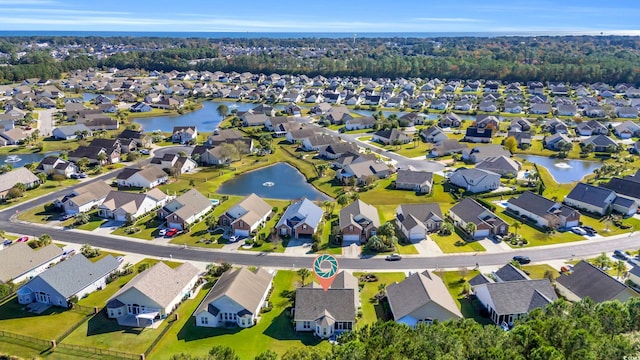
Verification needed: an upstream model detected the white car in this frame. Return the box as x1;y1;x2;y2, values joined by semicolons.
158;229;167;236
571;227;587;235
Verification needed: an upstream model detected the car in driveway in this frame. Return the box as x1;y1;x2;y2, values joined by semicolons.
582;225;597;233
614;250;629;260
165;228;178;237
513;255;531;264
385;253;402;261
139;149;150;155
17;236;29;242
158;229;167;236
2;239;12;246
571;227;587;235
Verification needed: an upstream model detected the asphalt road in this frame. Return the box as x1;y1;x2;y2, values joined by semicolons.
0;145;637;270
35;108;57;137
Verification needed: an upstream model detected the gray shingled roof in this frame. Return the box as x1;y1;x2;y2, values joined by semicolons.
396;169;433;186
27;254;119;298
480;279;557;315
294;288;356;322
0;243;63;283
494;263;530;282
565;183;615;208
0;167;39;193
339;199;380;230
556;260;636;303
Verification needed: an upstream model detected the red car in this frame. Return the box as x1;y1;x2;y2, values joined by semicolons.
165;228;179;237
17;236;29;242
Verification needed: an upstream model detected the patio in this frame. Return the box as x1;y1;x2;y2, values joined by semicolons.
115;313;163;329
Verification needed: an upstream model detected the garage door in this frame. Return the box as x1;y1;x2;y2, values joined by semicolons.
565;220;579;228
409;229;426;241
115;214;127;222
235;229;250;237
474;229;490;238
342;234;360;244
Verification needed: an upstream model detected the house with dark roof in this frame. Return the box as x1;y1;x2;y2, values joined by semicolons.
395;203;443;241
420;126;448;144
387;270;462;327
449;168;500;194
0;243;63;284
319;142;359;160
439;113;462;128
564;182;616;216
117;129;151;148
544;118;569;134
475;156;520;177
462;145;511;164
157;189;212;230
294;271;358;338
492;263;530;283
581;135;618;152
473;279;557;326
35;156;78;178
576;120;608;136
544;133;572;151
336;159;393;186
463;127;493;143
339;200;380;244
275;198;324;239
509;118;531;132
344;116;376;130
555;260;638;303
449;198;509;238
171;126;198;144
372;128;411;145
218;193;272;237
430;139;467;157
17;254;119;308
193;268;274;328
507;191;580;229
107;262;200;326
395;168;433;194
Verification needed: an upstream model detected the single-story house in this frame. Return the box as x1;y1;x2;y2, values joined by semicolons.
449;198;509;238
0;167;41;199
372;128;411;145
157;189;212;230
544;133;572;151
564;182;616;216
55;181;112;214
107;262;200;326
430;139;467;157
555;260;639;303
395;168;433;194
320;142;359;160
0;243;63;284
99;188;172;222
17;255;119;308
581;135;618;152
420;126;448;144
506;191;580;229
218;193;272;237
387;270;462;326
395;203;444;241
336;160;393;186
52;124;93;140
116;166;169;189
35;156;79;178
449;168;500;194
171;126;198;144
194;268;274;328
275;198;324;239
475;156;520;178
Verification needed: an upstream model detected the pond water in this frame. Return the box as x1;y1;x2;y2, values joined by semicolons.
0;152;59;168
517;154;604;184
216;162;330;201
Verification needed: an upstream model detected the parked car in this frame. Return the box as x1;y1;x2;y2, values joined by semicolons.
17;236;29;242
116;256;124;263
560;264;573;273
63;249;75;257
165;228;178;237
229;235;238;243
139;149;150;155
494;235;503;242
158;229;167;236
59;214;73;221
614;250;629;260
2;239;12;246
513;255;531;264
78;173;87;179
571;227;587;235
386;253;402;261
582;225;597;233
70;174;80;179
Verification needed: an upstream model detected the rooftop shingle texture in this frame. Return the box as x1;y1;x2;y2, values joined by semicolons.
494;263;530;282
396;169;433;186
29;254;119;298
169;189;212;220
0;243;63;283
481;279;557;315
276;198;324;231
294;288;356;322
0;167;39;193
556;260;635;303
339;199;380;230
508;191;576;219
109;262;200;309
565;183;615;208
195;267;273;315
387;270;462;321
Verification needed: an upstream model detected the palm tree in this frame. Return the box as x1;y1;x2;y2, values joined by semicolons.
465;222;477;239
297;268;311;286
512;221;522;236
613;260;627;280
592;252;612;270
376;283;387;300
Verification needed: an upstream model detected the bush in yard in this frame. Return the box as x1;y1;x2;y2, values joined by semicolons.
137;263;150;273
80;244;101;258
74;212;90;225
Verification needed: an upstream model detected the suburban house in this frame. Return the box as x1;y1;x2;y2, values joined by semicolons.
294;271;358;338
116;166;169;189
302;134;340;152
339;200;380;244
430;139;467;157
420;126;448;143
55;181;112;214
543;133;572;151
491;263;530;283
544;118;569;134
581;135;618;152
98;188;172;221
449;198;509;238
171;126;198;144
193;267;274;328
576;120;608;136
218;193;272;237
150;153;197;176
387;270;462;326
615;121;640;139
205;128;248;148
0;243;63;284
68;146;117;165
555;260;639;303
462;145;511;164
395;203;444;241
336;159;393;185
35;156;78;178
602;177;640;216
628;267;640;288
106;262;200;326
395;168;433;194
564;182;616;216
474;156;520;177
320;142;359;160
344;116;376;130
439;113;462;128
157;189;212;230
117;129;152;148
191;146;231;166
372;128;411;145
275;198;324;239
0;128;26;145
52;124;93;140
507;191;580;229
473;279;557;326
448;168;501;194
506;131;532;149
0;167;40;199
17;255;120;308
463;127;493;143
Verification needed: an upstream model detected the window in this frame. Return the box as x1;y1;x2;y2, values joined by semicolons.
302;224;307;230
349;225;353;231
201;316;208;325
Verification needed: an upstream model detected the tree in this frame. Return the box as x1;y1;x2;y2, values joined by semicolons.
208;345;239;360
77;157;90;172
74;212;90;225
613;259;627;279
254;350;278;360
36;171;47;184
317;164;328;177
504;136;518;153
219;143;239;162
512;221;522;236
365;235;387;252
96;152;108;164
38;233;52;246
233;140;250;159
465;222;477;238
297;268;311;286
336;193;350;207
7;186;24;199
80;243;100;258
124;213;134;226
216;104;229;118
592;252;612;270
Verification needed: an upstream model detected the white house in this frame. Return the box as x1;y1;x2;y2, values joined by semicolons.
116;166;169;189
106;262;200;326
449;168;500;193
17;255;119;308
98;188;172;222
55;181;112;214
193;268;274;328
0;243;63;284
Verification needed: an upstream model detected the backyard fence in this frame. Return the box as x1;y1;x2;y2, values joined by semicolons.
143;313;178;357
0;330;51;348
55;305;98;343
57;342;140;360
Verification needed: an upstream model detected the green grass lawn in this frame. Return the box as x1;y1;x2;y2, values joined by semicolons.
437;270;492;325
0;297;90;340
354;272;406;326
86;251;123;263
4;179;78;212
17;205;61;224
429;232;486;253
75;210;106;231
498;209;585;247
0;336;123;360
111;213;163;240
522;264;559;280
149;271;328;360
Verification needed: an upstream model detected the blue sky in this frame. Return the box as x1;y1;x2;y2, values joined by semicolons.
0;0;639;33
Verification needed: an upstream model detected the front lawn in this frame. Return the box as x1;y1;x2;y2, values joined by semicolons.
437;270;492;325
354;272;406;326
3;179;79;211
498;209;585;247
522;264;559;280
75;210;105;231
0;297;90;340
149;271;328;360
429;232;486;253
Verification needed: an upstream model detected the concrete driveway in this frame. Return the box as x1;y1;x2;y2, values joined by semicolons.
35;108;58;137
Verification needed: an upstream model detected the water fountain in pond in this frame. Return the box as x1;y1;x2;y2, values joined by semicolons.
262;181;275;187
5;155;21;163
554;163;572;169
